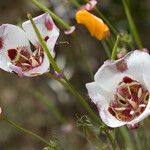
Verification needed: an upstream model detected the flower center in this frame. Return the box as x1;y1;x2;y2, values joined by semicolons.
108;76;149;122
7;45;44;72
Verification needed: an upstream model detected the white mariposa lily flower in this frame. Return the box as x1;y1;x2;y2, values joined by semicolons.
0;13;59;77
86;50;150;128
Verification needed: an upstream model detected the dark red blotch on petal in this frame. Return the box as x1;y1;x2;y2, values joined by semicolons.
116;60;128;72
123;76;134;83
44;36;49;42
0;37;3;50
45;18;53;31
108;107;116;116
8;49;18;61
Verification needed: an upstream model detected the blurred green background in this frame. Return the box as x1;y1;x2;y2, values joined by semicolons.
0;0;150;149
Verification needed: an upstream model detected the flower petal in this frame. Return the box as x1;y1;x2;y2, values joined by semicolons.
22;13;59;55
0;24;30;72
23;53;49;77
76;10;110;40
125;50;150;83
86;82;110;109
100;109;126;128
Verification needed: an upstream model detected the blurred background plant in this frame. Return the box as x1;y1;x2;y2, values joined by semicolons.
0;0;150;149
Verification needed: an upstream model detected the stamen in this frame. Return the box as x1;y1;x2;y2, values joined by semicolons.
139;104;146;108
19;53;29;61
29;57;39;67
21;63;30;67
117;93;126;101
138;88;142;98
127;84;132;95
127;99;137;109
114;107;126;111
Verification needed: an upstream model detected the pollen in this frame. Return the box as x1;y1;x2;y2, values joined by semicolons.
108;76;149;122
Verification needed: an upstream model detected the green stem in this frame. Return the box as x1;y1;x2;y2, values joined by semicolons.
31;0;70;30
30;90;66;124
119;126;135;150
3;116;55;148
122;0;143;49
47;73;116;150
111;35;120;60
101;40;111;59
27;13;61;73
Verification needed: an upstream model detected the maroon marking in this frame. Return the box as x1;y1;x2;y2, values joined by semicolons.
0;37;3;49
45;18;53;31
20;49;30;59
116;60;128;72
8;49;18;61
123;76;134;83
108;107;116;116
44;36;49;42
108;76;148;122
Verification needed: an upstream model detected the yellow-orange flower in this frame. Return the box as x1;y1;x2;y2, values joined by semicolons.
76;10;110;40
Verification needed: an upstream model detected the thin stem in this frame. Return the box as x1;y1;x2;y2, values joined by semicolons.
122;0;143;49
3;116;55;148
46;73;116;150
31;0;70;30
30;89;66;124
119;126;135;150
101;40;111;59
111;35;120;60
27;13;61;74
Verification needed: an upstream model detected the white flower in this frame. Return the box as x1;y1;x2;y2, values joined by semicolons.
86;50;150;128
0;13;59;77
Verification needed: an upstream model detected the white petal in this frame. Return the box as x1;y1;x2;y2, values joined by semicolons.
94;60;129;93
22;13;59;55
100;109;126;128
86;82;126;127
0;24;30;71
125;50;150;83
86;82;110;109
23;53;49;77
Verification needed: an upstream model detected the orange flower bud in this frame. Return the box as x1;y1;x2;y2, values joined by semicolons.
76;10;110;40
